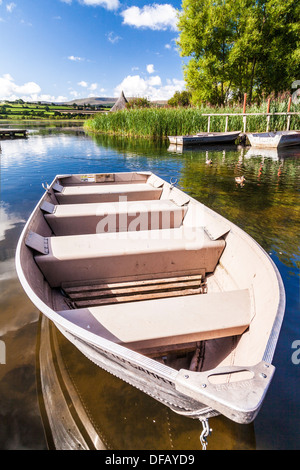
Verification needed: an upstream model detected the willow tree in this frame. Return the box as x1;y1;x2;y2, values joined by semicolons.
177;0;300;106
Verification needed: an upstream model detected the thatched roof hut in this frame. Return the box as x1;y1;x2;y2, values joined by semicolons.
110;90;128;112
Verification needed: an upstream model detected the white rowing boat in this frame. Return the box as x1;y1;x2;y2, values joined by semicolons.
168;131;241;147
16;172;285;425
248;130;300;148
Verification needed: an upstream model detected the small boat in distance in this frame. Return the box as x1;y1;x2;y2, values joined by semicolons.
16;172;285;425
168;131;241;147
248;130;300;149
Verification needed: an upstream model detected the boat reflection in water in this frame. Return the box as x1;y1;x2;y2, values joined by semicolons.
168;143;300;161
37;316;256;450
167;143;239;154
244;146;300;161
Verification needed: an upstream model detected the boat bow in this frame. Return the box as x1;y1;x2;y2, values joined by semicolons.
175;361;275;424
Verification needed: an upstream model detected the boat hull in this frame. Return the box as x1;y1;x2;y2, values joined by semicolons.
38;316;257;450
168;131;241;147
56;323;218;420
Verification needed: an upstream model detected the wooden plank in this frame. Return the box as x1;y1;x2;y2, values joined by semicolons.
63;274;202;294
68;280;203;300
74;288;202;308
0;129;27;139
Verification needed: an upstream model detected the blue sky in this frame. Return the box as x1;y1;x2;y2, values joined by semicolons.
0;0;186;102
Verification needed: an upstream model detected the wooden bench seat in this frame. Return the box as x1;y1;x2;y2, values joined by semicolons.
56;289;252;352
33;227;225;288
62;274;205;308
54;182;163;204
43;199;187;236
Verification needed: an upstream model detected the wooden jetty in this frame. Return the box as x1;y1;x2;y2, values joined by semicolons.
0;129;28;139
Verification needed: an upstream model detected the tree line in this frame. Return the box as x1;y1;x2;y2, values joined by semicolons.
177;0;299;107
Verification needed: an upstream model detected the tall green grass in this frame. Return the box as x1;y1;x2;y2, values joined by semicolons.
85;102;299;138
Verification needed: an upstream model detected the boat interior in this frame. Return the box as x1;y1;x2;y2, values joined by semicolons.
21;172;279;374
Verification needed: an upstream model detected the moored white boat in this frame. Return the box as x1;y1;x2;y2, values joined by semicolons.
16;172;285;425
248;130;300;148
168;131;241;147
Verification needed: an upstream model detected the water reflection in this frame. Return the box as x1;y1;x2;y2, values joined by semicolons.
244;146;300;161
37;317;256;450
0;266;44;449
0;127;299;449
168;143;300;271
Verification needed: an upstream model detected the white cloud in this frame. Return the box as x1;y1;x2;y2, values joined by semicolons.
89;83;98;91
114;74;185;101
80;0;120;9
70;90;80;98
0;74;41;100
77;81;99;91
107;31;122;44
0;74;67;102
121;4;178;31
60;0;120;9
0;205;25;242
70;82;101;97
68;55;85;61
164;77;186;95
148;75;162;86
165;38;178;52
146;64;155;74
115;75;147;97
6;2;16;13
39;94;68;102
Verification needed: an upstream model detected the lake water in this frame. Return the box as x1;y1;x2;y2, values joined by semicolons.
0;124;299;450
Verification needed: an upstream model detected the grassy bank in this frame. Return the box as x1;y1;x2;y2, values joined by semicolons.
85;102;300;138
0;101;109;120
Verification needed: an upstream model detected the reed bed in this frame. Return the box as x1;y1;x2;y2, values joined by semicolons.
85;102;299;139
